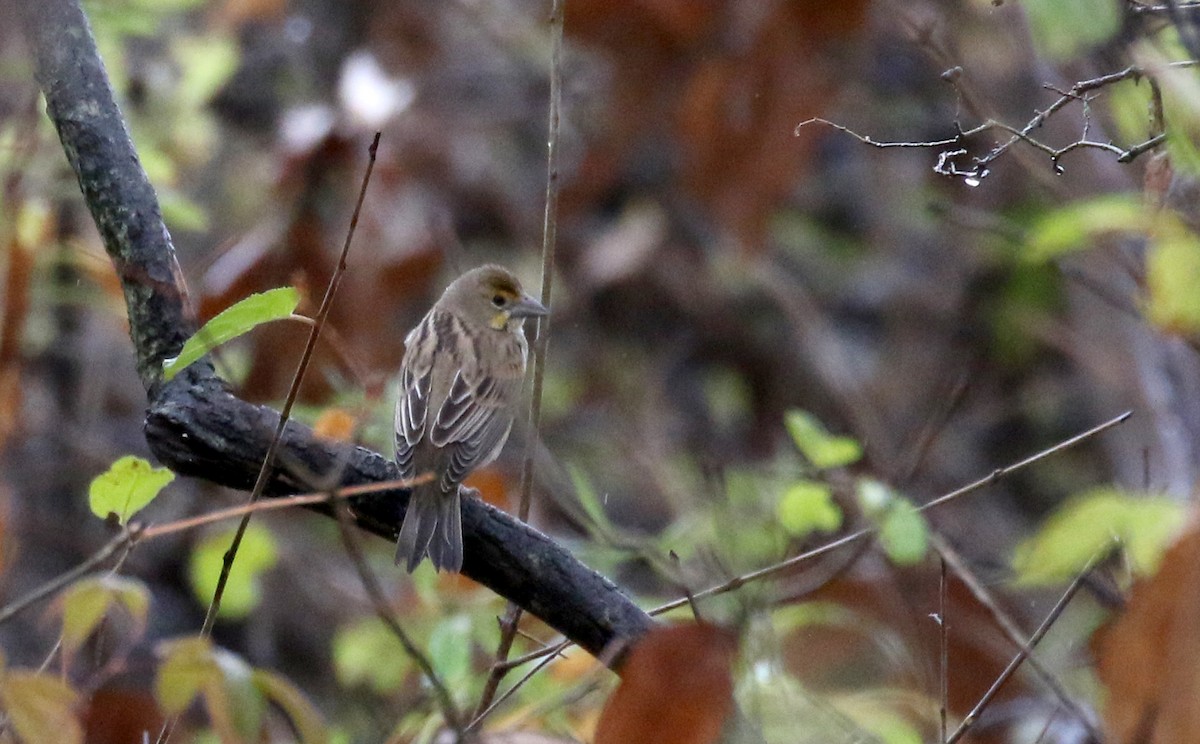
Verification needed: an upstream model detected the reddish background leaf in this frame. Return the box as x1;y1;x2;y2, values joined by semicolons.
1095;521;1200;744
594;622;737;744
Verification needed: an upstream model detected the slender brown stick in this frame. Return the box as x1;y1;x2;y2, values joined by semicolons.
140;476;431;540
331;499;462;735
651;410;1132;616
196;133;381;636
478;412;1133;678
938;556;948;744
474;0;566;723
0;527;140;626
945;553;1101;743
155;134;381;744
931;534;1100;739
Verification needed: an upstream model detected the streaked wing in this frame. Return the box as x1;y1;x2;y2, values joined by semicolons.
431;369;520;489
394;314;437;479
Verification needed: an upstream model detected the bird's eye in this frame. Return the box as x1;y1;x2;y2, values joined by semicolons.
492;294;506;307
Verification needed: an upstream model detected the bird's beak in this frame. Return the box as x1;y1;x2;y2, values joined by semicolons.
508;294;549;319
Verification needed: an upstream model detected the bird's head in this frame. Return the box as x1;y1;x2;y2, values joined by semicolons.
441;264;548;331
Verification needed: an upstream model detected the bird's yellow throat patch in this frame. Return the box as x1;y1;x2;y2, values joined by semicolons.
489;311;511;330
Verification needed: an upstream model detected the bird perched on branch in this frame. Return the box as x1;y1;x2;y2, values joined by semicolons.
394;265;547;572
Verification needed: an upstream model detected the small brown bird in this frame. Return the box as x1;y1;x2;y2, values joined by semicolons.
394;265;547;572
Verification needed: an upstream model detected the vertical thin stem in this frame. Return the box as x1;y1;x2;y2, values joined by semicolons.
946;555;1098;744
473;0;565;726
939;556;948;744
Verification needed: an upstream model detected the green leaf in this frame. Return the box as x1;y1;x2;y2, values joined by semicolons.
174;35;239;107
777;481;842;537
1021;0;1120;60
568;463;615;534
1025;194;1149;262
332;618;413;694
769;601;859;635
187;525;278;619
88;455;174;525
0;671;81;744
1013;487;1185;586
155;637;263;742
877;499;928;566
162;287;301;381
60;575;150;654
784;410;862;469
832;689;929;744
155;637;219;714
160;188;209;233
252;670;329;744
856;480;928;566
1146;223;1200;335
427;615;472;688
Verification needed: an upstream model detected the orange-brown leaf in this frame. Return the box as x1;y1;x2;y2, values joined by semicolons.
312;408;357;441
1095;520;1200;743
594;623;737;744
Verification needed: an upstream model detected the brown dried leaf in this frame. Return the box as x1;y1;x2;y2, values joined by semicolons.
594;623;737;744
1095;520;1200;743
312;408;357;442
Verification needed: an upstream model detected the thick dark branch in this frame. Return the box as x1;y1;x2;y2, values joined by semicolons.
18;0;193;392
18;0;653;663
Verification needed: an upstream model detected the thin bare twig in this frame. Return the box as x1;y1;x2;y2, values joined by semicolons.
797;61;1199;182
156;133;381;744
945;551;1103;743
938;556;948;744
196;132;380;636
474;0;565;723
140;476;432;540
474;411;1134;678
332;498;463;736
0;527;141;627
931;534;1101;740
651;411;1132;616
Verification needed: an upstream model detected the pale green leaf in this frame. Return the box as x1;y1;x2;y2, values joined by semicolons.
568;463;614;534
877;499;928;566
88;455;174;525
252;669;330;744
777;481;842;537
155;637;219;714
1025;195;1150;262
332;618;413;694
769;601;859;635
155;638;264;742
187;525;278;619
1014;488;1185;586
60;575;150;654
61;581;111;655
162;287;301;381
1022;0;1120;60
856;480;928;565
428;615;472;688
1146;225;1200;334
0;671;82;744
784;410;862;469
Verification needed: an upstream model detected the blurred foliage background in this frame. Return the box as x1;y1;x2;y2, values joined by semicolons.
3;0;1200;742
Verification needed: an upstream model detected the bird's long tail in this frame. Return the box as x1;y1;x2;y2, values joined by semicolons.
395;486;464;573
